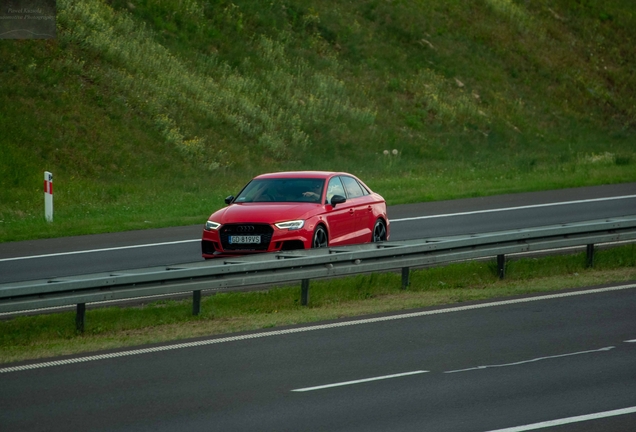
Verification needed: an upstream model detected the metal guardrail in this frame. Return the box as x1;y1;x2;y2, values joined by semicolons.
2;216;636;331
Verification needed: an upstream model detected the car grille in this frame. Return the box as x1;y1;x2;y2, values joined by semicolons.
220;224;274;251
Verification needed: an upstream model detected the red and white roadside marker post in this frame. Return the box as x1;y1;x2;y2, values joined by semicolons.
44;171;53;222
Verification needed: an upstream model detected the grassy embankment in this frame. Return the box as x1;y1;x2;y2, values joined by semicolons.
0;0;635;242
0;1;635;364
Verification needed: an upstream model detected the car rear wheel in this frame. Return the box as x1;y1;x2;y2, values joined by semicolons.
372;219;387;243
312;226;328;248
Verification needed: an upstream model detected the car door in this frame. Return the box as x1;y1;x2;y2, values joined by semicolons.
340;175;372;243
323;176;356;246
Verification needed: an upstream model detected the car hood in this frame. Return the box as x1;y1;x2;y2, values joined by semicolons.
209;203;320;224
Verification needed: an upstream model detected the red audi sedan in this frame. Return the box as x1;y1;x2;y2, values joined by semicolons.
202;171;389;259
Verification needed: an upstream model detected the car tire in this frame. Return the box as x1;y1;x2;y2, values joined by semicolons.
312;225;328;248
372;219;387;243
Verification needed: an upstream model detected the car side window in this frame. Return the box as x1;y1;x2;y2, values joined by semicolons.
326;177;345;204
357;180;370;195
341;176;364;199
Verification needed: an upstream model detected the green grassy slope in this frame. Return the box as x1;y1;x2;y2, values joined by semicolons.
1;0;635;241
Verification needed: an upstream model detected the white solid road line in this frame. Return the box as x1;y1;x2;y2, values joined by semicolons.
291;370;429;392
390;194;636;222
3;194;635;262
0;239;200;262
2;283;634;374
483;406;636;432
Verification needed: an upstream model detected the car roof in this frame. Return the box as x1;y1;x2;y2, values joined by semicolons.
253;171;349;180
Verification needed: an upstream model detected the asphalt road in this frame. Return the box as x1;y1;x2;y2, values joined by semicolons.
1;285;635;431
1;183;636;431
1;183;635;284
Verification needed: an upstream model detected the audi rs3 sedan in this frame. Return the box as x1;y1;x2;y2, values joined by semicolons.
201;171;389;259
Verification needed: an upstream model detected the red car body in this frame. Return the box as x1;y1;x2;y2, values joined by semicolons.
201;171;389;259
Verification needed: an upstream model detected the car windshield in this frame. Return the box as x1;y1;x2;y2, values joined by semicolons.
234;178;325;203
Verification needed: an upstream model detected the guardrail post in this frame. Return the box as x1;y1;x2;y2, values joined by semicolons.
497;254;506;279
193;290;201;315
586;244;595;268
301;279;310;306
401;267;410;289
76;303;86;333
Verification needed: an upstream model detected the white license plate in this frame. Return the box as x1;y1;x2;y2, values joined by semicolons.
229;235;261;244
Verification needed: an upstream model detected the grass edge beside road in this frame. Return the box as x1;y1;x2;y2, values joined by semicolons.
1;245;635;365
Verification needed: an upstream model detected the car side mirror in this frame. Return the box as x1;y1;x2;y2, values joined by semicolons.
225;195;234;205
330;195;346;207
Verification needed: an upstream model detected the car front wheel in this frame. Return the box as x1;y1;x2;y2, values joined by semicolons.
312;226;328;248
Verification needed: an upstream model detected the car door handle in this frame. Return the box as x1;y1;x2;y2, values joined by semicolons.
349;209;355;215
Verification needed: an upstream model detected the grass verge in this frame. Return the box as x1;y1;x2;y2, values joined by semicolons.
1;244;634;365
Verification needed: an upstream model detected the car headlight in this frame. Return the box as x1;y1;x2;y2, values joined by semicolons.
205;220;221;231
275;220;305;230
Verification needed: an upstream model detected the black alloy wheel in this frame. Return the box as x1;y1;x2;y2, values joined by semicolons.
312;225;328;248
372;219;387;243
